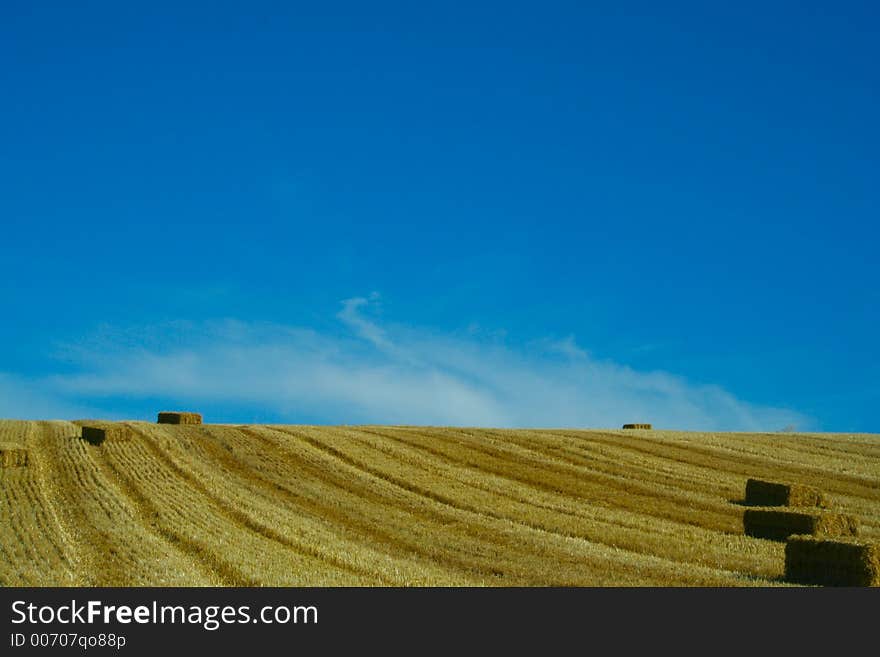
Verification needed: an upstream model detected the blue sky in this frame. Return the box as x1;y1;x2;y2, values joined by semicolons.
1;1;877;430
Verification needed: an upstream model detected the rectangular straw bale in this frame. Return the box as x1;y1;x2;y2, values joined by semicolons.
785;535;880;586
0;444;29;467
622;423;652;429
80;424;129;446
157;411;202;425
744;508;858;542
744;478;826;507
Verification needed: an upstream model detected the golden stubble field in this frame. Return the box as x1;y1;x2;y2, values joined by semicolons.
1;420;878;586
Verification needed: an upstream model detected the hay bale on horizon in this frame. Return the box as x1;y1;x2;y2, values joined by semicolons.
622;423;652;430
785;535;880;586
80;424;129;446
744;508;858;542
0;444;29;467
157;411;202;425
745;478;826;507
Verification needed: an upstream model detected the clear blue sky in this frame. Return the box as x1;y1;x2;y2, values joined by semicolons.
1;1;877;431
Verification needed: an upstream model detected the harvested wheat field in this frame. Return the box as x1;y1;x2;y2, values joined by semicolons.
1;420;878;586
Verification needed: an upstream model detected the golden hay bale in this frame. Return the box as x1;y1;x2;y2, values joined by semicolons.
622;423;652;430
744;508;858;542
744;478;826;507
785;535;880;586
0;443;29;467
80;424;129;446
157;411;202;425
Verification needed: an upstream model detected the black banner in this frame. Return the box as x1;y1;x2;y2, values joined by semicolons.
1;587;876;654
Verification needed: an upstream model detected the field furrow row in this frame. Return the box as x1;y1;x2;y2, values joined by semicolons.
2;420;877;586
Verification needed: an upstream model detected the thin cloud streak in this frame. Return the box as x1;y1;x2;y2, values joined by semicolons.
7;297;809;430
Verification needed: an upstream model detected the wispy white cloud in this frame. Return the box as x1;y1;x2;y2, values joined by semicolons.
543;334;590;360
0;373;105;421
3;296;810;430
336;292;395;352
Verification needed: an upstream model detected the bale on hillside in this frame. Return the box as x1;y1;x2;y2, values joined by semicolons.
0;444;29;467
744;508;858;542
622;423;652;430
744;478;826;507
157;411;202;425
785;535;880;586
80;424;129;446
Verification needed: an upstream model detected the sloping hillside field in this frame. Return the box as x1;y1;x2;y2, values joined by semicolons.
1;420;878;586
